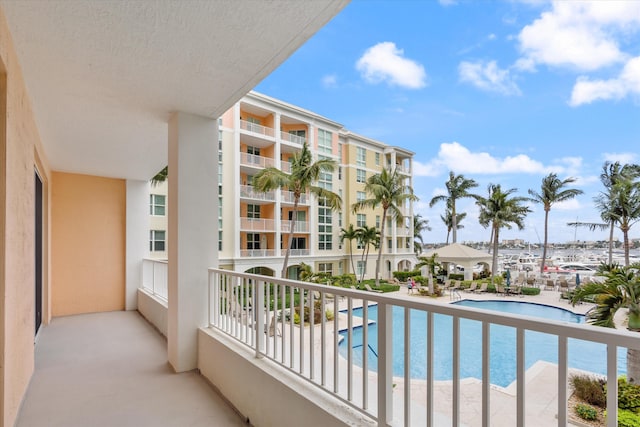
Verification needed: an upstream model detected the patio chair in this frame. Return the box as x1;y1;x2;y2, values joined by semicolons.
364;284;383;293
465;282;478;293
473;282;489;293
268;316;282;337
495;284;507;296
544;279;556;291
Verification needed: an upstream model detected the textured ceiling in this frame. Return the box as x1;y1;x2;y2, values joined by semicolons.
2;0;348;180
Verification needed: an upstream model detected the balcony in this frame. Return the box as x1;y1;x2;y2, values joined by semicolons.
281;190;308;205
287;248;310;256
142;258;168;301
240;152;275;169
240;217;275;232
281;161;292;173
281;220;309;233
280;131;305;145
239;119;275;138
239;185;275;202
239;249;276;257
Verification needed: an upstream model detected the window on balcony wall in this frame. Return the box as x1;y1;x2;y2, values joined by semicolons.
318;161;333;190
291;237;306;249
318;129;332;155
149;194;166;216
357;191;366;202
244;175;254;186
338;166;342;180
247;233;261;250
318;198;332;250
288;129;306;141
357;213;366;228
388;238;392;249
219;199;223;251
376;215;381;229
356;147;366;167
356;169;366;183
375;152;380;166
357;260;365;278
319;263;333;275
150;230;165;252
247;204;261;219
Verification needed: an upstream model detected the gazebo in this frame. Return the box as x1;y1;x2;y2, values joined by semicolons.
421;243;493;281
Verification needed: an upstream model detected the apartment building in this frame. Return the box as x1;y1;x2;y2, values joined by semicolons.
148;91;416;279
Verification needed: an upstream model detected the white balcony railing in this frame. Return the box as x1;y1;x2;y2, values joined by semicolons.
239;185;275;201
239;249;276;257
281;191;308;205
281;220;309;233
287;248;310;256
240;152;275;169
207;269;639;427
280;131;305;145
240;120;275;138
141;258;168;301
281;161;292;173
240;217;275;232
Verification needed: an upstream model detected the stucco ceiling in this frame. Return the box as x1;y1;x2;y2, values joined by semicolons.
1;0;348;180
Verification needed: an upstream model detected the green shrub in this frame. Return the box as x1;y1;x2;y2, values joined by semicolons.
449;273;464;281
571;375;606;408
325;309;334;321
618;409;640;427
521;286;541;295
575;403;598;421
393;270;420;282
618;377;640;412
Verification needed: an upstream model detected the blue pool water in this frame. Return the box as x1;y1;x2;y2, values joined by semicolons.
338;300;627;387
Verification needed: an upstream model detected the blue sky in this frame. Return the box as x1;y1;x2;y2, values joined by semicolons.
255;0;640;245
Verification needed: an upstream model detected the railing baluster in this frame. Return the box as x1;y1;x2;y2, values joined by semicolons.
453;316;460;426
427;311;434;427
517;328;525;427
299;286;304;374
265;282;271;356
606;345;618;427
289;285;294;369
482;321;490;427
256;280;265;358
310;290;315;380
281;284;286;364
377;302;393;426
404;307;411;427
333;294;339;394
363;301;369;411
557;336;567;427
321;291;326;386
348;297;353;401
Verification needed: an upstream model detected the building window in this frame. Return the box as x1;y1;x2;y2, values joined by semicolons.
150;194;166;216
289;129;306;139
357;214;366;228
375;152;380;166
357;260;365;278
319;263;333;275
218;231;223;251
338;166;342;180
357;191;366;202
388;238;392;249
318;159;333;190
376;215;381;229
150;230;165;252
356;147;366;167
318;198;332;250
247;233;261;250
247;204;261;218
318;129;332;155
356;169;366;183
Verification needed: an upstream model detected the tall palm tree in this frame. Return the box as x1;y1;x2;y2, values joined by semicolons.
475;184;531;281
440;209;466;244
430;171;478;243
413;213;431;254
606;178;640;267
528;173;583;274
340;224;359;277
254;142;341;277
572;267;640;383
352;168;418;285
356;225;380;283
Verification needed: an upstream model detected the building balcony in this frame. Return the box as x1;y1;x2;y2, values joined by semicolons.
287;248;310;256
240;217;275;232
281;220;309;233
239;185;275;202
280;131;305;145
281;161;292;173
239;249;276;257
281;190;308;205
239;119;275;138
239;152;275;169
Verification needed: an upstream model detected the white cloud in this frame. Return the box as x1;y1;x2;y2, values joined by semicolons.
603;152;638;165
413;142;581;177
356;42;427;89
487;33;497;41
517;1;640;72
553;198;582;211
321;74;338;88
569;56;640;106
438;0;457;6
458;60;521;95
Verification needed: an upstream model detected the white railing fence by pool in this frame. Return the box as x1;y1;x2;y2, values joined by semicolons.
142;258;168;301
207;268;639;427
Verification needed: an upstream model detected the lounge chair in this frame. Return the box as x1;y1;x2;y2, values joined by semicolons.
473;282;488;293
268;316;281;337
495;284;507;296
465;282;478;293
544;279;556;291
364;284;383;293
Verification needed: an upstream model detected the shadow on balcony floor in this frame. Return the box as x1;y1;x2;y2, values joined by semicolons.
17;311;248;427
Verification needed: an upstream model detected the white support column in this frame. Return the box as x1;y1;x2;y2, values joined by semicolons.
125;180;149;310
168;112;218;372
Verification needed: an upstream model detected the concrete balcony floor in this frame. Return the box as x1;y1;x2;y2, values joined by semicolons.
17;311;248;427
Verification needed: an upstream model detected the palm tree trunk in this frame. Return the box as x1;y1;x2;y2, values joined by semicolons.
628;348;640;384
281;199;298;278
362;245;370;283
608;222;614;265
541;208;549;274
376;209;388;286
446;229;450;245
349;241;356;277
492;224;499;283
623;225;630;267
452;203;457;243
488;229;493;254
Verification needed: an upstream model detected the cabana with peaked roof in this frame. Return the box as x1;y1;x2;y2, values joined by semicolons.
421;243;493;281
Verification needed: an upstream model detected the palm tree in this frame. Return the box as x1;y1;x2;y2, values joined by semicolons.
151;166;168;186
352;168;418;285
356;225;380;283
475;184;531;281
429;171;478;243
413;214;431;254
340;224;359;277
440;208;466;244
528;173;583;274
416;252;441;294
606;177;640;267
254;142;341;277
572;267;640;383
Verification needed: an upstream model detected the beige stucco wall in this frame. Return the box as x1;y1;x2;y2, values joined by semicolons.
51;172;126;316
0;6;51;426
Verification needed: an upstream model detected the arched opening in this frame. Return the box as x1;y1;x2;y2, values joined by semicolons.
245;266;275;277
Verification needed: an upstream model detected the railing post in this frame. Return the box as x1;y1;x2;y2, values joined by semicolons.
256;279;265;358
377;302;393;426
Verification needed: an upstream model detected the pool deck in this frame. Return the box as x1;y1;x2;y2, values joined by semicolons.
331;286;609;426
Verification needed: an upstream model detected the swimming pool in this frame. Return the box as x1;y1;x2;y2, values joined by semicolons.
338;300;627;387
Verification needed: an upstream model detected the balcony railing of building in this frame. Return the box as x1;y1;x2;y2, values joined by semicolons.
240;119;275;138
287;248;310;256
281;190;308;205
239;249;276;257
207;268;638;427
240;217;276;232
141;258;168;301
395;227;411;237
280;131;305;145
240;185;275;201
281;161;292;174
240;152;275;169
281;220;309;233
